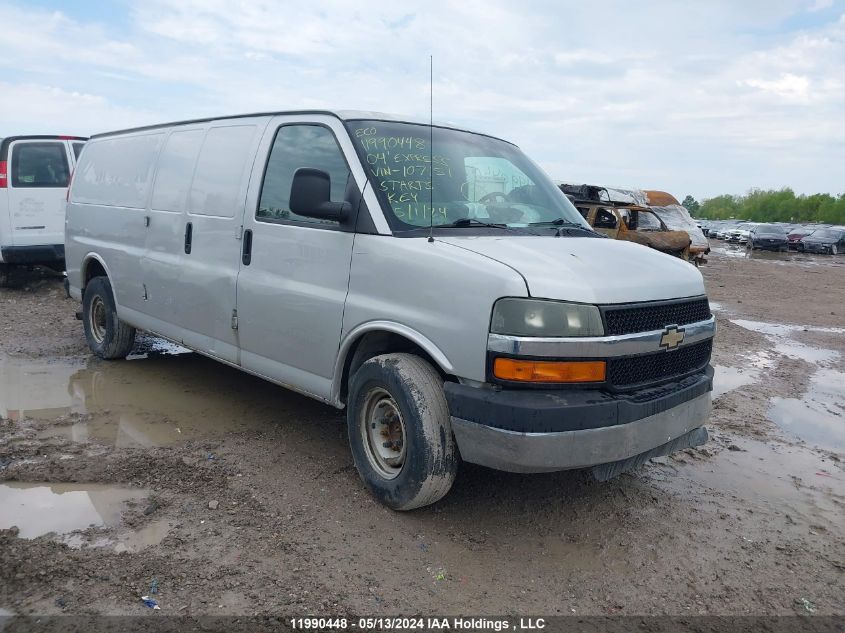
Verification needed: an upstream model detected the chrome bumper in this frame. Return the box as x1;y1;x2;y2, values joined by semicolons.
451;392;711;473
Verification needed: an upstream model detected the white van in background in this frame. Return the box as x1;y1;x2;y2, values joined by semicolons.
0;135;87;285
65;111;714;510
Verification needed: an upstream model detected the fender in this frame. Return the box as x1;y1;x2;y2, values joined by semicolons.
72;252;115;301
331;320;456;406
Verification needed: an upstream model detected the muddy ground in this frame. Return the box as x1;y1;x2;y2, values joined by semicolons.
0;245;843;618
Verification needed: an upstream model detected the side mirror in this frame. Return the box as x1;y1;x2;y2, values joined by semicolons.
289;168;352;222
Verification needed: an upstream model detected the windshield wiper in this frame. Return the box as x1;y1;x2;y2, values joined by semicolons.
441;218;509;229
528;219;586;228
527;219;599;237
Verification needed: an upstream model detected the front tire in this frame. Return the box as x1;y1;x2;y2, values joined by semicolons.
347;353;458;511
82;276;136;359
832;245;838;255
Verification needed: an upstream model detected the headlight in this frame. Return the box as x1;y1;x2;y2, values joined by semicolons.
491;298;604;337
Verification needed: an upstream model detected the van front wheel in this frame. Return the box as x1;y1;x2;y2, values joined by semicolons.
347;353;458;511
82;276;136;359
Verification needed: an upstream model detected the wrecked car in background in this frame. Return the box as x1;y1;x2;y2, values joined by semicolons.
560;184;692;261
643;190;711;265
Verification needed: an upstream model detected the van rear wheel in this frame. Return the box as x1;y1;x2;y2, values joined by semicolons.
347;353;458;511
0;264;8;288
82;276;136;359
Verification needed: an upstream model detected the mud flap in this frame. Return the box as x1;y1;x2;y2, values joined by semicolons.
591;426;709;482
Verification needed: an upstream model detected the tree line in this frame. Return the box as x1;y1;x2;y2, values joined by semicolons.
681;189;845;224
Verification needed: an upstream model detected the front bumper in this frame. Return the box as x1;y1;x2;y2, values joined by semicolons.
445;369;712;473
754;240;788;251
803;243;834;253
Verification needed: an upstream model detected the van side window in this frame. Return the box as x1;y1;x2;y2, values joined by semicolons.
11;142;69;188
258;125;351;225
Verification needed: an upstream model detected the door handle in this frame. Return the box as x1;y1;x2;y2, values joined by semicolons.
242;229;253;265
184;222;193;254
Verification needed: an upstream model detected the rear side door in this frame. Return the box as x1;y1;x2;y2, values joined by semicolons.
6;139;72;247
175;121;269;364
141;127;205;332
235;116;359;400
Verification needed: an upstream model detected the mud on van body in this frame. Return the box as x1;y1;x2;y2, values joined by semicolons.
65;111;715;510
0;135;86;284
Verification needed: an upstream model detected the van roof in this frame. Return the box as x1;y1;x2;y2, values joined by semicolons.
0;135;88;161
89;110;511;144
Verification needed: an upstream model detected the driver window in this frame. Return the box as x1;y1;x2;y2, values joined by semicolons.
258;125;351;226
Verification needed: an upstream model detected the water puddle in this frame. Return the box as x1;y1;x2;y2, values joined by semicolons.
711;365;760;398
63;518;174;553
0;482;147;538
661;437;844;531
731;319;841;365
1;339;329;447
769;369;845;452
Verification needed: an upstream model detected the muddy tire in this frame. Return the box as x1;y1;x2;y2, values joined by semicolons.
347;353;458;511
82;276;136;360
0;264;9;288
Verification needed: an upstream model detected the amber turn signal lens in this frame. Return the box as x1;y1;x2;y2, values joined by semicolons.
493;358;606;383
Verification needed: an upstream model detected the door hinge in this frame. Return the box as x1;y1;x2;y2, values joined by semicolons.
235;225;243;240
231;309;238;330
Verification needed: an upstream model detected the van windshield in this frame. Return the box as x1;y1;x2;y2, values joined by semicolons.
346;120;590;234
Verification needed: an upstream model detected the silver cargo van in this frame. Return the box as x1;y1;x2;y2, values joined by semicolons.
0;135;87;284
65;111;715;510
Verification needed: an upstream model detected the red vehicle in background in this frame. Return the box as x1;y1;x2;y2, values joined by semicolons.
788;227;816;250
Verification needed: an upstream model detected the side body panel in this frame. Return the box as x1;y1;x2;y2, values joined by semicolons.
139;127;206;333
67;132;165;311
236;115;360;400
341;235;528;386
175;121;269;363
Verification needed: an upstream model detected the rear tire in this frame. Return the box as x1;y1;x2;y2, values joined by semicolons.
0;264;8;288
347;353;458;511
82;276;136;359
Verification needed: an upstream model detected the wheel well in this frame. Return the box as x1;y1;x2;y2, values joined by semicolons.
83;258;107;289
340;331;451;403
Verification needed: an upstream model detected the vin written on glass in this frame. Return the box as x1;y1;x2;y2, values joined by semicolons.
353;125;451;224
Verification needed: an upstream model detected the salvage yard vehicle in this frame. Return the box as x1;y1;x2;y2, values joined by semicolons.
747;224;789;252
559;183;692;261
788;226;816;249
0;135;86;285
65;110;715;510
799;228;845;254
642;191;711;265
726;223;755;244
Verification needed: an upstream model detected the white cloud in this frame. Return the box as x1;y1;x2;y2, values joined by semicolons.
740;73;812;101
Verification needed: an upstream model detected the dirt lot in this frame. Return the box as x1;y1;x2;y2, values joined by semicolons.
1;246;843;619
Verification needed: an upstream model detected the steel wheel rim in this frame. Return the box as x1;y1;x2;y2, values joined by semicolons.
360;387;406;480
89;296;107;343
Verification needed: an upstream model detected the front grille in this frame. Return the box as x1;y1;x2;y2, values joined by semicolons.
602;298;711;336
607;339;712;388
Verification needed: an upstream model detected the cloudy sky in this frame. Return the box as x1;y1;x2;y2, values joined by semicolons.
1;0;843;200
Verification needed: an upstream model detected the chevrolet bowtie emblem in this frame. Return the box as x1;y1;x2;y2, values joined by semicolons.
659;326;685;350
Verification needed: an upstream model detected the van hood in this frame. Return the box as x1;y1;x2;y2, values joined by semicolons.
437;235;705;304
